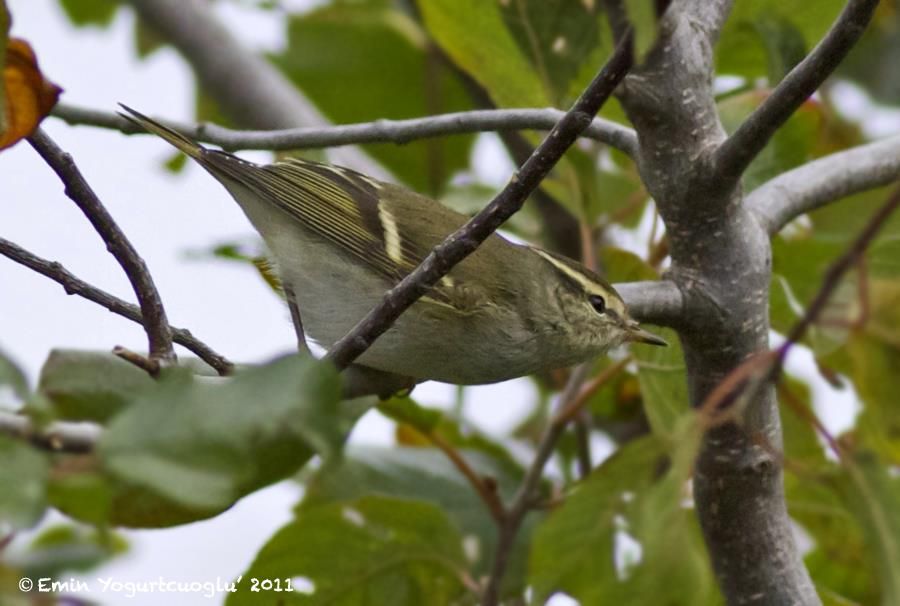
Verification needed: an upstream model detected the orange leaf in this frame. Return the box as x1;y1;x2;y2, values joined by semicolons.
1;38;62;150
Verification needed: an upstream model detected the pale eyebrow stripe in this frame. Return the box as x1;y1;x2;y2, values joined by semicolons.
531;248;606;295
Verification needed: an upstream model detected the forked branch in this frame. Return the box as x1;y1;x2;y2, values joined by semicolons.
748;134;900;235
28;129;176;370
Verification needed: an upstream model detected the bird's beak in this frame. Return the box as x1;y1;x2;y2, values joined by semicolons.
626;321;668;346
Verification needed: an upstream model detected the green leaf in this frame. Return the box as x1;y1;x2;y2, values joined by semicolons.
377;396;444;434
838;453;900;604
418;0;548;108
770;186;900;353
302;445;527;585
227;496;469;606
557;146;607;223
47;467;234;529
38;350;155;422
599;246;657;284
624;0;659;59
530;420;717;604
837;10;900;107
779;378;828;466
634;326;689;437
498;0;603;104
585;363;648;444
593;162;646;228
790;477;877;604
271;4;474;194
99;356;345;511
15;524;127;580
134;18;165;59
846;335;900;464
716;0;845;80
623;421;718;605
779;381;870;602
0;437;49;529
0;347;29;403
751;14;808;82
806;186;900;279
57;0;118;27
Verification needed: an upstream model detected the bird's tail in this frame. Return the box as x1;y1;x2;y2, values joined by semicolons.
118;103;204;159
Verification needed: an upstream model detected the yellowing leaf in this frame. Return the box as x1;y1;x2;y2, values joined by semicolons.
1;38;62;150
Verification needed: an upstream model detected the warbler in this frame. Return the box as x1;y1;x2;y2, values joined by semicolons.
120;105;665;385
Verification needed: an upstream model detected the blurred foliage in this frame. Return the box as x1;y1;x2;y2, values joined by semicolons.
2;0;896;603
839;4;900;107
530;417;719;605
227;495;469;606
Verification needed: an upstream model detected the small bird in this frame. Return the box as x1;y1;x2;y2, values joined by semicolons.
120;105;665;385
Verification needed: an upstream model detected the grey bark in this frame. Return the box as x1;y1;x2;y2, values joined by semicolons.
608;1;818;603
749;134;900;235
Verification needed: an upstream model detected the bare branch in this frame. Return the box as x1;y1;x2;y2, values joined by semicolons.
28;129;176;369
0;412;100;454
427;431;506;524
713;0;880;186
0;237;234;376
52;103;639;159
748;134;900;235
615;280;684;327
325;34;635;370
113;345;162;375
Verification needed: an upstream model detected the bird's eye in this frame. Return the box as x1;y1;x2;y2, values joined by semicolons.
589;295;606;314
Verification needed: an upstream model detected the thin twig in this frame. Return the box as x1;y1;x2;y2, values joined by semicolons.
572;410;593;479
428;432;506;524
113;345;160;375
326;32;635;370
780;183;900;354
52;103;639;158
480;358;630;606
0;237;233;375
776;383;844;461
0;411;100;454
713;0;880;186
28;129;176;369
554;358;632;426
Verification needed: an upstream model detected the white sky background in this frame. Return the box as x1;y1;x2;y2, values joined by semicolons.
2;2;899;605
